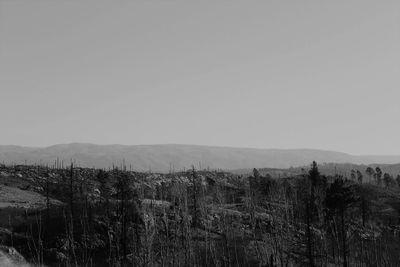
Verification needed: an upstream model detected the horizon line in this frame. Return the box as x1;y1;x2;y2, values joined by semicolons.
1;142;400;157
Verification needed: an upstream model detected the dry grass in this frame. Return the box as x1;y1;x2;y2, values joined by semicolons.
0;185;61;209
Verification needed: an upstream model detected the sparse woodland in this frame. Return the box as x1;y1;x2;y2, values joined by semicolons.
0;161;400;266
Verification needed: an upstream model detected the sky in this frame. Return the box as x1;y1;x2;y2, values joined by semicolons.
1;1;400;155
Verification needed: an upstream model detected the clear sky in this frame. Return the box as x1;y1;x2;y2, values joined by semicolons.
1;1;399;154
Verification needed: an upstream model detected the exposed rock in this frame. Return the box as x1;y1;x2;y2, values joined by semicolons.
0;245;30;267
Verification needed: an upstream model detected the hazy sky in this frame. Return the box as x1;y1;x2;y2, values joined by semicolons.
1;1;400;154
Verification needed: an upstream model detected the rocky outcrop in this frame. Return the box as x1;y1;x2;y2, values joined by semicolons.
0;246;30;267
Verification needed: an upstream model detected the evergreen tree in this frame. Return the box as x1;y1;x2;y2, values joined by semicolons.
325;178;357;267
375;167;382;185
383;173;395;188
356;170;363;184
366;167;375;179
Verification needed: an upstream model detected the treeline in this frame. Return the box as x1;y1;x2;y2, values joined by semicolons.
350;166;400;188
1;162;400;266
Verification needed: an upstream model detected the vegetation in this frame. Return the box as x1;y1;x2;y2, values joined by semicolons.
0;161;400;266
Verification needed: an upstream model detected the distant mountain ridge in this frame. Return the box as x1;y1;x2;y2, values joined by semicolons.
1;143;400;173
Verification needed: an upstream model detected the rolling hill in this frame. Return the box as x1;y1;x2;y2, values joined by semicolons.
1;143;400;173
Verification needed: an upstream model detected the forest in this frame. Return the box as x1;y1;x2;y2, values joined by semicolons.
0;161;400;266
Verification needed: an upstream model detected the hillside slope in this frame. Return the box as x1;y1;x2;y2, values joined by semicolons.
1;143;400;172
